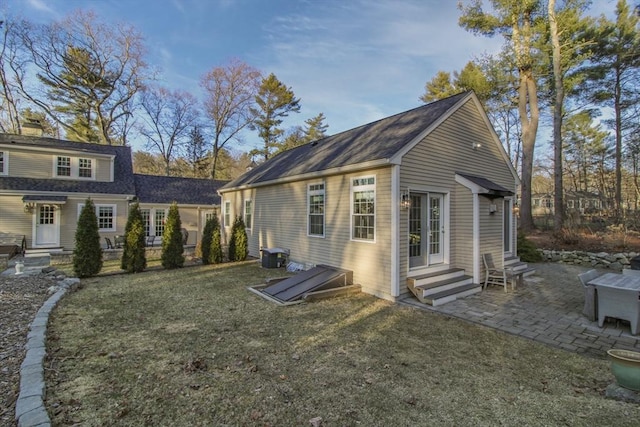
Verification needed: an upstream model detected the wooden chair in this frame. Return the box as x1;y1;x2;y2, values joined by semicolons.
578;269;600;321
146;235;156;247
483;253;508;292
105;237;114;250
181;228;189;245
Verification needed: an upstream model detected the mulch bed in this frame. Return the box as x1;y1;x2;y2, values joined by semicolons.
0;273;58;426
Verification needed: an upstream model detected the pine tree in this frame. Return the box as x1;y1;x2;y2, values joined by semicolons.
73;198;103;278
250;73;301;160
161;202;185;269
121;202;146;273
201;215;224;264
228;216;248;262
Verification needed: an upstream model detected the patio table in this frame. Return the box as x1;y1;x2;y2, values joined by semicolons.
588;273;640;335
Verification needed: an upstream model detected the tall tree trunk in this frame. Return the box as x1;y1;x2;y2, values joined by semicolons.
614;67;623;221
549;0;564;232
517;70;539;231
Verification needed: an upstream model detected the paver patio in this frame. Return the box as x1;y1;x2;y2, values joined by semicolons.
400;262;640;358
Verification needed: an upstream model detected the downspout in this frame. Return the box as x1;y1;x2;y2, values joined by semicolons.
473;192;480;283
391;165;400;298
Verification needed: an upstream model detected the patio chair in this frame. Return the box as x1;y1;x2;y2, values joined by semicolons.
578;269;600;321
146;235;156;247
483;253;508;292
114;235;125;249
105;237;114;250
181;228;189;245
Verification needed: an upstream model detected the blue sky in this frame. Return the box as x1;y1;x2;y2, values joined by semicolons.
5;0;619;153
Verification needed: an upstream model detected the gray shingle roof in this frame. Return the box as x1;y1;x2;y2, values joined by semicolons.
0;134;136;195
456;173;514;197
134;174;226;205
222;92;470;190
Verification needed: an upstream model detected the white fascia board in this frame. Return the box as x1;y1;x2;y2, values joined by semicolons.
2;189;135;200
219;158;391;193
455;173;486;194
0;143;116;160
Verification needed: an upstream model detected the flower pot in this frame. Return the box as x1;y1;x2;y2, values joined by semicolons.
14;261;24;275
607;349;640;391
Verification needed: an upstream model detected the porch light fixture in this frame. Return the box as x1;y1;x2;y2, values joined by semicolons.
401;190;411;210
472;141;482;150
23;202;36;213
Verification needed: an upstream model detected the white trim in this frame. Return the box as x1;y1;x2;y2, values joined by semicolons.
244;199;253;230
306;181;326;238
219;159;390;193
0;150;7;175
53;154;97;180
472;193;480;283
32;204;61;248
224;200;231;228
77;203;117;232
350;175;376;243
391;165;400;297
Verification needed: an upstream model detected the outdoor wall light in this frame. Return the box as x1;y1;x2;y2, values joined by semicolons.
472;141;482;150
23;202;36;213
401;191;412;210
489;204;498;214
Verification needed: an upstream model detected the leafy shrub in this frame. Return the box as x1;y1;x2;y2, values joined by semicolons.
161;202;184;269
517;232;543;263
202;215;224;265
73;198;103;278
121;202;147;273
228;216;248;262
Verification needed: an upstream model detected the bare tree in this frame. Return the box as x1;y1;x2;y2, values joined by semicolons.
0;19;24;133
11;10;147;145
200;59;260;179
138;85;199;176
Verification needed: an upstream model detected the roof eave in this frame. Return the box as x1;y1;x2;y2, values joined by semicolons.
219;158;393;193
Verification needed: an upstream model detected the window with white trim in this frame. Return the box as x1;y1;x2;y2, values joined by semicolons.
141;209;151;236
77;203;116;232
155;209;166;237
78;158;93;178
57;156;71;176
308;183;325;237
224;201;231;227
244;199;252;229
55;155;95;179
0;151;6;175
351;176;375;241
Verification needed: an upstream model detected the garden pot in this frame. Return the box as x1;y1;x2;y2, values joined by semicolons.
14;261;24;275
607;349;640;391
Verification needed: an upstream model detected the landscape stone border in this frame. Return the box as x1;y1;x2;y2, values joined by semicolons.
539;249;640;271
14;277;80;427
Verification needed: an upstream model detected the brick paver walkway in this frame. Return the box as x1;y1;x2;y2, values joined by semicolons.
399;262;640;358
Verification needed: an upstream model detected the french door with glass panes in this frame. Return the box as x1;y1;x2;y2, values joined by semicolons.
409;193;445;268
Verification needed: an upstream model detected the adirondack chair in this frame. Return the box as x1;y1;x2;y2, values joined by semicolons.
483;253;508;292
578;269;600;322
105;237;114;250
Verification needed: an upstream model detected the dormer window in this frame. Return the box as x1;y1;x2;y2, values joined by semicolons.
0;151;6;175
57;156;71;176
54;155;94;179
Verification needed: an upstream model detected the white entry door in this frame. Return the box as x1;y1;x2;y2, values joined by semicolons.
409;193;445;268
34;205;60;247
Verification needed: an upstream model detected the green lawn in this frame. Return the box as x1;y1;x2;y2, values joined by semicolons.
46;262;639;426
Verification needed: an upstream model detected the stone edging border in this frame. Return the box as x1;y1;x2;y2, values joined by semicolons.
15;278;80;427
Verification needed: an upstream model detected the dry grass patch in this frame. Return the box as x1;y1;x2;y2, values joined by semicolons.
46;262;640;426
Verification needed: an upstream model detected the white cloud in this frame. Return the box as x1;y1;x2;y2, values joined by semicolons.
25;0;55;14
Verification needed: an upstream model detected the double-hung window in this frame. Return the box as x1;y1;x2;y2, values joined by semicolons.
0;151;6;175
57;156;71;177
55;155;94;178
308;183;325;237
244;200;252;230
77;203;116;232
224;201;231;227
351;176;375;241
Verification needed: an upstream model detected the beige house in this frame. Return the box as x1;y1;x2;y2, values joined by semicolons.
220;92;521;302
0;133;225;252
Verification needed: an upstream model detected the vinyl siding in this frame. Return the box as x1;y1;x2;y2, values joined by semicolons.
2;146;112;181
223;167;395;299
399;97;517;283
138;203;201;245
0;195;34;247
61;197;129;249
